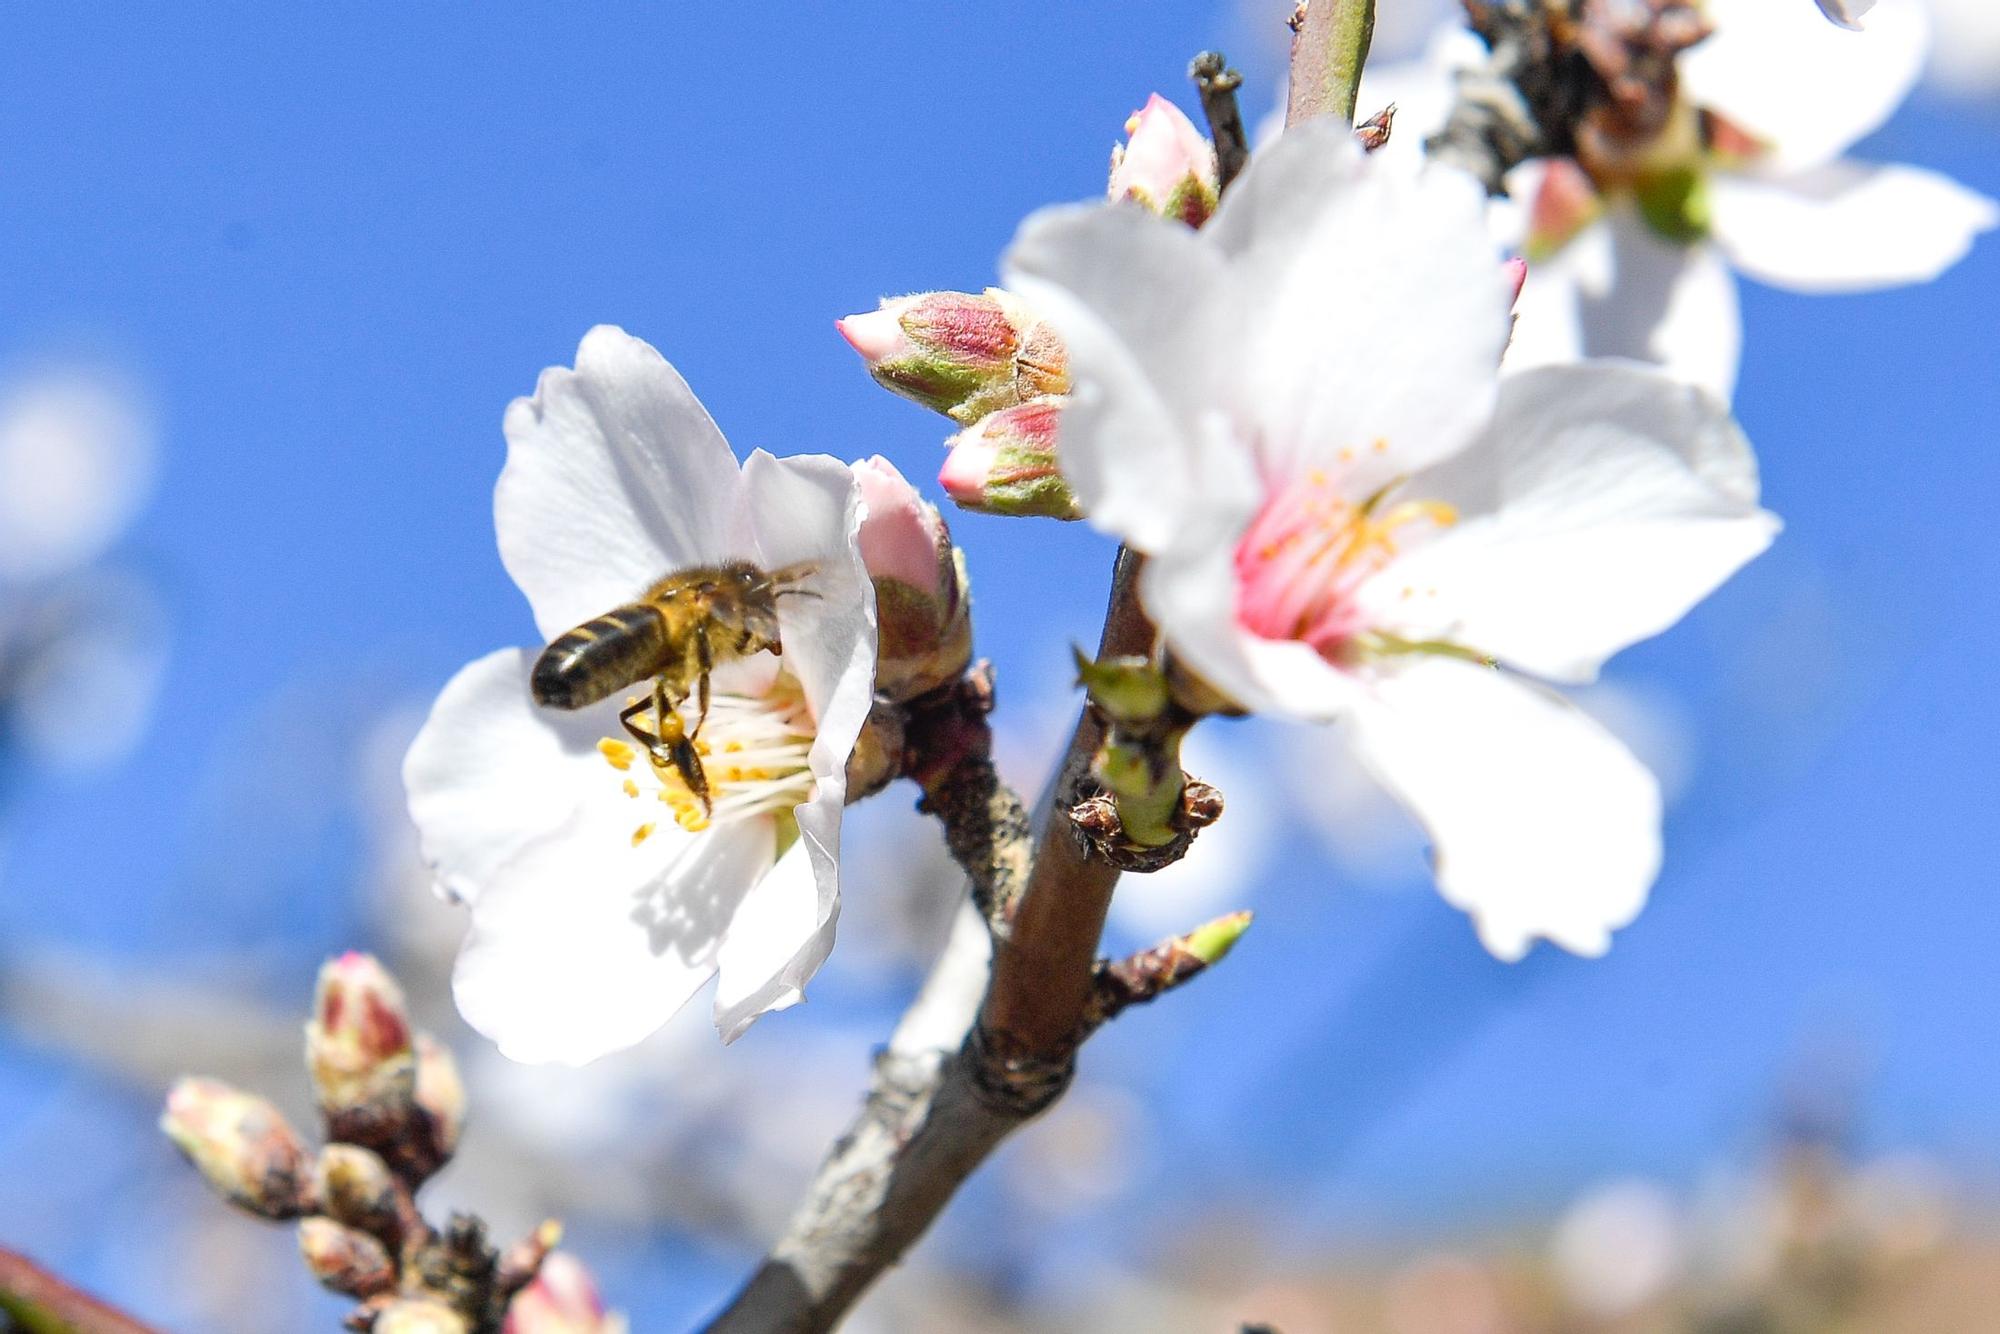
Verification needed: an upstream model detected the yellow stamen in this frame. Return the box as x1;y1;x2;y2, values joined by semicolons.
631;822;656;847
598;739;635;771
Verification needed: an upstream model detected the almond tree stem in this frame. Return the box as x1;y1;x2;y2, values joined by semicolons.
1287;0;1376;128
702;552;1150;1334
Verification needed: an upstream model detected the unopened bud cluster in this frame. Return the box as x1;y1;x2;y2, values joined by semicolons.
839;94;1226;524
163;951;620;1331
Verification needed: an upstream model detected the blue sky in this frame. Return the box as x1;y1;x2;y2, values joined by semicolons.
1;4;1996;1326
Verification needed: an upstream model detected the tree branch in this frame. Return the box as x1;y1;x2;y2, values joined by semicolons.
0;1248;162;1334
702;552;1152;1334
1286;0;1376;128
1189;53;1251;193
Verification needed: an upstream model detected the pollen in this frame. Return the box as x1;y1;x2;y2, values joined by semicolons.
631;822;656;847
595;673;817;848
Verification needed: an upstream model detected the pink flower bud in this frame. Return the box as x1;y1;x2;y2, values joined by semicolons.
852;456;972;703
836;289;1067;425
1108;94;1220;228
306;951;415;1119
503;1253;628;1334
939;398;1080;520
160;1076;312;1219
298;1216;396;1298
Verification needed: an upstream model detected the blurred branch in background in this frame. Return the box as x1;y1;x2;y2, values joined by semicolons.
0;1246;158;1334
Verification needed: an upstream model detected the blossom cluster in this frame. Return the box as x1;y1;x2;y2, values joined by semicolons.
389;5;1987;1069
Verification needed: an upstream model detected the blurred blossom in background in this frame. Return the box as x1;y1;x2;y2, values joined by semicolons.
1;5;1998;1331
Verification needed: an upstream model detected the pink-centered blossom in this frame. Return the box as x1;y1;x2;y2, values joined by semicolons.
1006;126;1778;959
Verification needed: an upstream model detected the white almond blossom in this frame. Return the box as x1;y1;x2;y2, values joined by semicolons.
1362;0;1995;400
1004;125;1778;960
403;326;876;1065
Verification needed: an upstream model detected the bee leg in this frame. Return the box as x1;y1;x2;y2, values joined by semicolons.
618;697;659;751
655;705;711;816
653;678;712;816
694;622;714;736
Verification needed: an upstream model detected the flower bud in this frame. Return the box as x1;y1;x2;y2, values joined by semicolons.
837;289;1067;425
844;697;906;800
160;1076;312;1219
373;1299;472;1334
413;1031;466;1170
852;456;972;702
939;397;1079;520
315;1143;402;1238
1108;94;1219;227
298;1216;396;1298
306;951;416;1120
503;1253;628;1334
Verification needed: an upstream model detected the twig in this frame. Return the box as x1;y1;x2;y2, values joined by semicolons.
0;1247;162;1334
902;664;1030;934
1286;0;1376;128
703;552;1154;1334
1188;52;1251;194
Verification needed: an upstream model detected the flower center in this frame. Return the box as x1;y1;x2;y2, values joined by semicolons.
1234;467;1457;660
596;673;817;840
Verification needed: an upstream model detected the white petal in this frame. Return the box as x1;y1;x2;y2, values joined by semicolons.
712;798;839;1041
452;813;774;1066
1710;161;1999;293
1369;364;1779;681
1366;0;1465;62
1683;0;1928;173
1926;0;2000;95
496;325;744;641
1345;658;1662;960
1507;215;1742;401
1203;124;1514;487
1003;202;1251;554
1141;538;1370;722
703;450;875;1040
736;450;876;754
403;648;636;905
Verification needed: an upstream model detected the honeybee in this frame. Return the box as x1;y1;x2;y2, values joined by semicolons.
531;561;818;811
